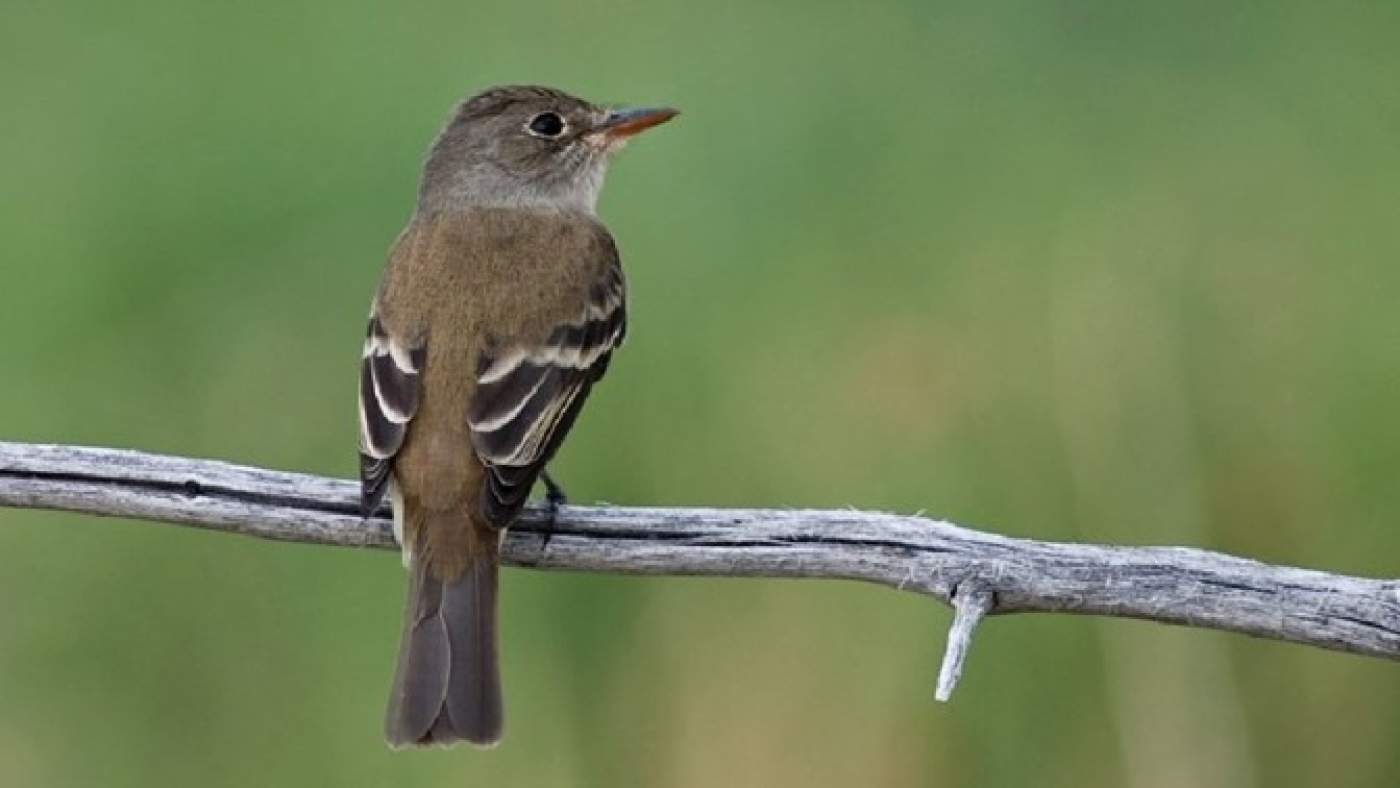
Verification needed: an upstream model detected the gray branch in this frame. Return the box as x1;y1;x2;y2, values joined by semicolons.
3;441;1398;699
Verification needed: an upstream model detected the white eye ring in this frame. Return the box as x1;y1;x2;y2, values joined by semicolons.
525;112;567;138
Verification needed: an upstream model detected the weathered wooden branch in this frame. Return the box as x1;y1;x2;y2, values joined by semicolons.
2;441;1398;699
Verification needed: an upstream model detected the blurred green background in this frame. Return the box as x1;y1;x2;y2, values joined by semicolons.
3;2;1399;786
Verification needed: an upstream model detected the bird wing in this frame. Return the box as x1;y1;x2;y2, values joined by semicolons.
359;311;427;516
467;253;627;527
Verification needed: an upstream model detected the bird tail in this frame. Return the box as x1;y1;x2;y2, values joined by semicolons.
384;521;502;748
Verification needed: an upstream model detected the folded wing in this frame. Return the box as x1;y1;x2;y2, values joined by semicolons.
359;313;426;516
468;258;626;526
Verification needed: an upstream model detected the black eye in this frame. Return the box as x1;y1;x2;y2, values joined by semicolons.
527;112;565;138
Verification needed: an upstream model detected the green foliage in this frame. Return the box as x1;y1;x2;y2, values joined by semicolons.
3;2;1399;785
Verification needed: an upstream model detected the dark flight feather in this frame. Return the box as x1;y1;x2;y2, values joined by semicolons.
358;315;425;515
467;256;626;526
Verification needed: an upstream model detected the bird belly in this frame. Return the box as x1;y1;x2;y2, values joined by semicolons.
389;479;410;568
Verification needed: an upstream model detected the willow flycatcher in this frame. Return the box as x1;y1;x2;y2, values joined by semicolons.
358;85;676;747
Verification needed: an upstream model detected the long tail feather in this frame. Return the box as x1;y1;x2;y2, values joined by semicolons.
385;535;502;748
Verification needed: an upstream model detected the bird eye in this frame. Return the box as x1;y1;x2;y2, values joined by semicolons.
527;112;566;138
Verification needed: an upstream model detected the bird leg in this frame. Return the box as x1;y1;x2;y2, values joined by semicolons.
538;470;568;554
541;470;568;508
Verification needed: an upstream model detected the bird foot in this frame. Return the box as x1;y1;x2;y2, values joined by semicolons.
539;470;568;555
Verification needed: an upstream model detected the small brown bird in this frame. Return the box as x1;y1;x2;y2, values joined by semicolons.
358;85;676;747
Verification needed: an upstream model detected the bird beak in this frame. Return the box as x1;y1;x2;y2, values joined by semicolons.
593;106;680;140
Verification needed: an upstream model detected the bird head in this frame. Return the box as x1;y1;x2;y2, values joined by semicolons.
419;85;678;214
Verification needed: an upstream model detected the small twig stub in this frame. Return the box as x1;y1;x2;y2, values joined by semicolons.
935;586;994;702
